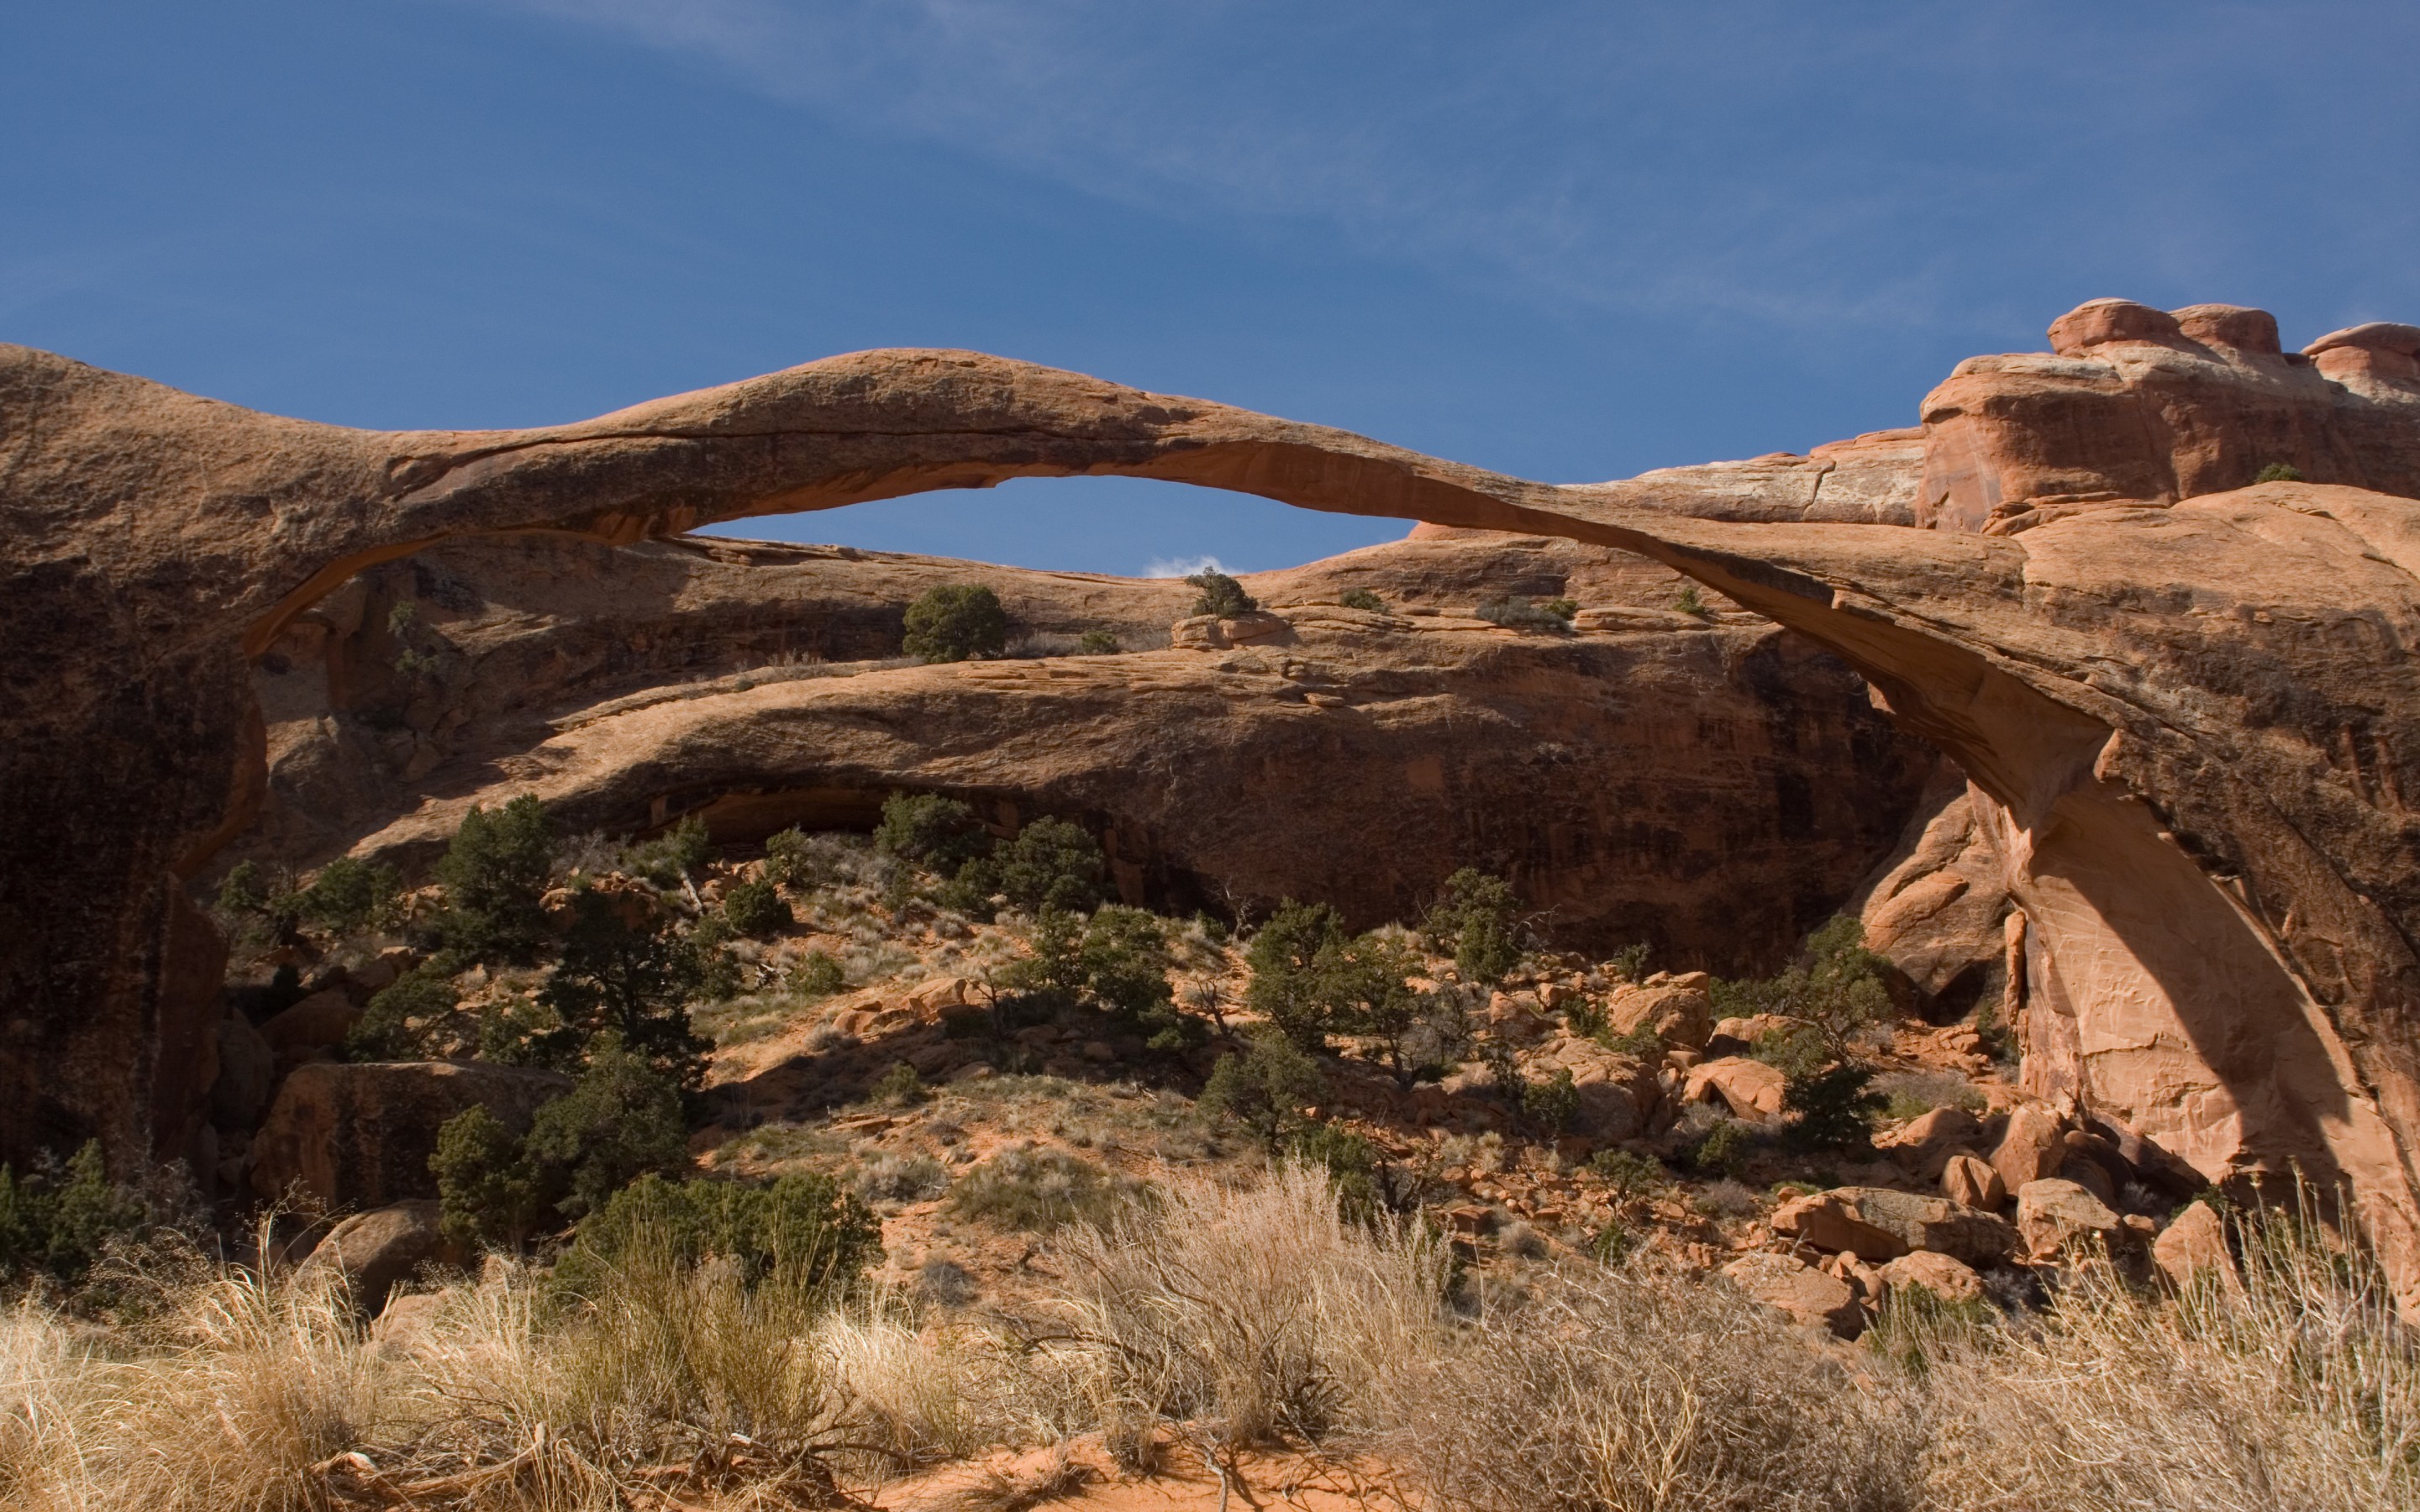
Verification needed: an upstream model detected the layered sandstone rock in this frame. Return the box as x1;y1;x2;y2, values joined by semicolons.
6;297;2420;1308
231;528;1932;966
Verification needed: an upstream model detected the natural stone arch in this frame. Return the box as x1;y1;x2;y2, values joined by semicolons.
6;333;2420;1310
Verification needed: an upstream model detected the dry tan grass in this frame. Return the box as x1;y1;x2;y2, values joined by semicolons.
1050;1162;1447;1456
0;1259;389;1512
3;1173;2413;1511
1916;1206;2420;1512
1377;1265;1925;1512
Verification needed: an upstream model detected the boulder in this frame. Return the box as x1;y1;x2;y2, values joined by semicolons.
1605;980;1713;1051
258;989;362;1054
1883;1105;1986;1179
1774;1185;2016;1265
2015;1179;2135;1263
1682;1057;1786;1121
1881;1249;1985;1306
1774;1191;1907;1260
297;1200;459;1315
1991;1105;2065;1196
1723;1251;1865;1339
210;1011;276;1129
2153;1200;2240;1292
251;1061;571;1208
1941;1152;2007;1211
1570;1079;1645;1142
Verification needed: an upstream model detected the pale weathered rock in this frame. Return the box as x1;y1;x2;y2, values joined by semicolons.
1991;1106;2065;1196
2152;1200;2240;1291
1941;1152;2007;1210
2016;1179;2135;1263
1724;1251;1866;1338
1881;1249;1986;1305
251;1061;570;1208
1604;981;1714;1050
1683;1057;1787;1121
297;1199;457;1314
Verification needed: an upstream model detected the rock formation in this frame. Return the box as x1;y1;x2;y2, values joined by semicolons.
234;527;1931;967
6;297;2420;1307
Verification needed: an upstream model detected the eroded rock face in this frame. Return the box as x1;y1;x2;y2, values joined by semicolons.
250;1061;570;1209
231;528;1933;967
6;297;2420;1307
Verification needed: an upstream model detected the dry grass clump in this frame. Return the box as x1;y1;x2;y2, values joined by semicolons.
1918;1205;2420;1512
5;1169;2414;1511
1052;1162;1446;1455
1379;1265;1924;1512
1;1258;388;1512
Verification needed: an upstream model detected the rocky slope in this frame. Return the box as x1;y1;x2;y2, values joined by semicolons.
6;298;2420;1307
237;526;1931;969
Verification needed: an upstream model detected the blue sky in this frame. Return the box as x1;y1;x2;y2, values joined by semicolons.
8;3;2418;575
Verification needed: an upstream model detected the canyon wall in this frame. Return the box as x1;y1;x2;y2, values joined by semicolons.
5;300;2420;1304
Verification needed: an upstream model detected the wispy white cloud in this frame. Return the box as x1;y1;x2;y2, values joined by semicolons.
1142;554;1226;580
450;1;2420;335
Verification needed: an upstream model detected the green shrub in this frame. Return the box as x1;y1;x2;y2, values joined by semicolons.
870;1061;926;1107
0;1142;160;1284
789;950;846;997
344;961;459;1061
983;816;1104;914
534;889;713;1092
1186;570;1257;618
1523;1068;1581;1132
902;583;1009;664
2254;462;2304;483
1285;1121;1386;1219
761;826;819;889
1365;978;1468;1088
1199;1032;1326;1152
722;879;792;937
433;795;556;962
295;855;402;936
430;1105;543;1249
1674;585;1710;617
1542;597;1579;621
1783;1063;1887;1154
1424;868;1524;986
555;1171;881;1296
622;813;712;889
874;792;995;874
213;859;304;940
1083;906;1199;1048
1339;587;1387;613
522;1037;693;1221
1588;1147;1669;1203
1691;1118;1753;1179
1244;900;1353;1051
1608;941;1652;981
1475;597;1572;633
1079;627;1121;654
945;1148;1144;1234
1716;914;1892;1079
997;905;1088;1003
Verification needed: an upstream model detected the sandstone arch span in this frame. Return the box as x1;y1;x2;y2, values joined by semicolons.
7;307;2420;1305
